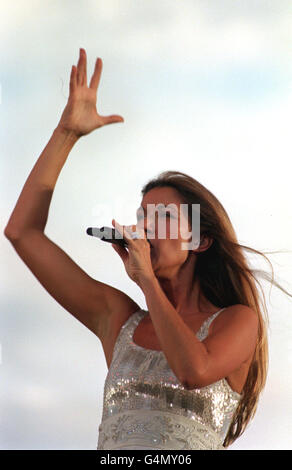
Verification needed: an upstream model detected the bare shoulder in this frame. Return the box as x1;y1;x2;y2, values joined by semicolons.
210;304;258;342
209;304;259;349
202;304;259;391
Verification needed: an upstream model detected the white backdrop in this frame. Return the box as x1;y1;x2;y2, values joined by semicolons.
1;0;292;450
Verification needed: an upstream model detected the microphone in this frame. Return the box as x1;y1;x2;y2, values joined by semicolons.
86;226;128;248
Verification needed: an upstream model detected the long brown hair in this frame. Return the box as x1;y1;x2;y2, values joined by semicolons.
141;170;292;447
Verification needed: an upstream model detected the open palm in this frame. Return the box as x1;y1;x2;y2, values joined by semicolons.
58;48;124;137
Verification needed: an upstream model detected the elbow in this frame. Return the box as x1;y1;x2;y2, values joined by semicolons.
4;225;43;244
182;376;204;390
181;379;195;390
181;365;210;390
4;225;16;240
4;224;23;242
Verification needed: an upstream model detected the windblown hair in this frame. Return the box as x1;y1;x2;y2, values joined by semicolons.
141;170;292;448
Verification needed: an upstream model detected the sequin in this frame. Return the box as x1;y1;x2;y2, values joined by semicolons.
97;308;242;450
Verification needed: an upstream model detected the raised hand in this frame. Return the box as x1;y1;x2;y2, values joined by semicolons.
57;48;124;138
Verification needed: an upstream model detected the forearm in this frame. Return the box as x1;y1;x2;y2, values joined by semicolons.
4;126;79;239
140;275;209;387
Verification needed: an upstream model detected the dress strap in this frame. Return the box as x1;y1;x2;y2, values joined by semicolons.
196;308;227;342
111;309;144;362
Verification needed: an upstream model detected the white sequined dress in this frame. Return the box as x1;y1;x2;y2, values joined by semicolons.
97;307;242;450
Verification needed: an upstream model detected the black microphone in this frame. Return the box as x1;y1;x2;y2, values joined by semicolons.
86;226;128;248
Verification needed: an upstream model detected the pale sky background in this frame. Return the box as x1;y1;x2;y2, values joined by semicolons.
1;0;292;450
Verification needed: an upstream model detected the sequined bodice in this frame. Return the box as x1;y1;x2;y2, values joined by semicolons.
97;308;241;450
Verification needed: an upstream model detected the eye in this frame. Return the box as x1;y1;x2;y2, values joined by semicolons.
136;210;173;221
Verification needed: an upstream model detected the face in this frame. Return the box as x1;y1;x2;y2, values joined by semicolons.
136;187;196;278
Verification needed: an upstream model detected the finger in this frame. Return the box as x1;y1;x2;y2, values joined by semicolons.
76;49;83;85
89;57;102;91
101;115;125;126
123;223;144;244
127;223;146;240
112;219;132;245
132;224;146;239
69;65;77;94
82;49;87;86
77;48;87;86
112;219;125;238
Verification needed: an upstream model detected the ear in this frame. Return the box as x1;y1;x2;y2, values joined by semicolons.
191;235;213;254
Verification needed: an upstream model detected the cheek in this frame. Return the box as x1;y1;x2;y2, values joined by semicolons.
178;217;192;240
165;217;191;242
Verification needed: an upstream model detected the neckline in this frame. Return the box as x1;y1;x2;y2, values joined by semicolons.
130;308;242;399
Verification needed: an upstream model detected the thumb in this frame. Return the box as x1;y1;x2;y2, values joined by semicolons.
101;115;124;126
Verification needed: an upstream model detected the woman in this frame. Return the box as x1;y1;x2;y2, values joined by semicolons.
4;49;289;450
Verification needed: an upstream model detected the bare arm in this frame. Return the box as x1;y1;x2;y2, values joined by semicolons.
5;48;124;236
140;275;258;389
4;49;137;340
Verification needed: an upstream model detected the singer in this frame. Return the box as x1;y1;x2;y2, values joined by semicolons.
4;49;289;450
